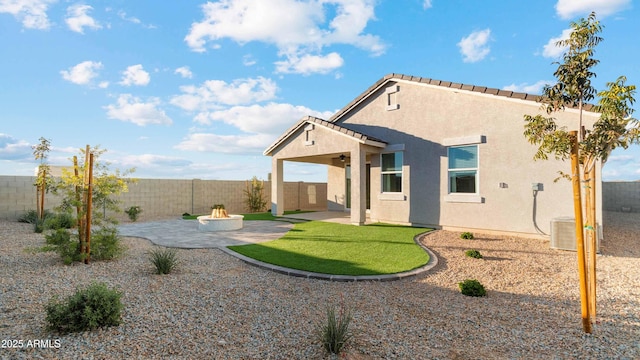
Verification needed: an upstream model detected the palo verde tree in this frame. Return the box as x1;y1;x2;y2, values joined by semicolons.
32;137;52;221
51;145;136;263
524;12;638;333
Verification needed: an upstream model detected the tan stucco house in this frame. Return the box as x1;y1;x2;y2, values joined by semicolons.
264;73;602;238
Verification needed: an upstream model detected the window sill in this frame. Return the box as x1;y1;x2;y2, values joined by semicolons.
378;193;406;201
444;194;484;203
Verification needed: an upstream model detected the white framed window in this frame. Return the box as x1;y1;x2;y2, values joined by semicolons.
381;152;402;193
448;145;478;194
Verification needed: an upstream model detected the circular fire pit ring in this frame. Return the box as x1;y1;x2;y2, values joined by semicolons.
197;215;244;231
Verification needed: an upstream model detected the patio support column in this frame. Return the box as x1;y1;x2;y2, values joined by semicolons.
350;146;367;226
271;158;284;216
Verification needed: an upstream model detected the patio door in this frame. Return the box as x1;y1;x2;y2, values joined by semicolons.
345;164;370;210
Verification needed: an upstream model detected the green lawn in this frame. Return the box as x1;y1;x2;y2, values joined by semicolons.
227;221;431;276
182;210;312;221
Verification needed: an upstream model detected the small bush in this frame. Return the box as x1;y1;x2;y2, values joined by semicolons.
43;212;75;230
465;249;483;259
18;209;40;224
91;227;125;261
317;303;353;355
149;248;179;274
45;282;123;334
458;279;487;297
460;232;474;240
124;206;143;222
42;227;123;264
44;229;82;265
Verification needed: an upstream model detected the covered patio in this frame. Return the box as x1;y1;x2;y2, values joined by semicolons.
280;210;373;225
264;116;387;226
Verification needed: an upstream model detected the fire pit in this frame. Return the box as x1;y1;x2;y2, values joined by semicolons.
197;204;244;231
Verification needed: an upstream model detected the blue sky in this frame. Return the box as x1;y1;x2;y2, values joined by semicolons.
1;0;638;182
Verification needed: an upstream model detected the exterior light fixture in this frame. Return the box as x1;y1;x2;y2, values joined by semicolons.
339;154;346;162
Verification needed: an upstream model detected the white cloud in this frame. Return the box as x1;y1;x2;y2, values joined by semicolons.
242;55;257;66
275;52;344;75
65;4;101;33
423;0;433;9
117;10;156;29
555;0;631;19
542;28;572;58
0;0;55;30
98;81;109;88
0;133;31;160
170;77;278;112
174;66;193;79
175;133;274;154
60;61;103;85
119;64;150;86
503;80;552;94
116;154;192;168
194;102;334;135
184;0;384;74
457;28;491;63
105;94;172;126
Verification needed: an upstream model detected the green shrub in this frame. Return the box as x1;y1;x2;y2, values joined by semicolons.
458;279;487;297
18;209;40;224
465;249;483;259
317;303;353;355
45;282;123;334
124;206;142;222
43;212;75;230
460;232;474;240
44;229;82;265
149;248;179;274
91;227;125;261
34;219;45;233
42;227;123;264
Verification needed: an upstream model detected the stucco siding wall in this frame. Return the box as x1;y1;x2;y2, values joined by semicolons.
327;164;346;211
0;176;327;221
336;80;602;235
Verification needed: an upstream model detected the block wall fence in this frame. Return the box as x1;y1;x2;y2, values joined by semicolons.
603;181;640;213
0;176;328;221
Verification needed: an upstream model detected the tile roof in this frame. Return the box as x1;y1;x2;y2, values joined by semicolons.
263;116;387;156
305;116;386;144
328;73;595;123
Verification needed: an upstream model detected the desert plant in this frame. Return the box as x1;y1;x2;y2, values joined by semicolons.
18;209;40;224
124;205;142;222
458;279;487;297
244;176;267;213
460;232;474;240
44;229;83;265
41;226;123;264
45;282;123;334
43;211;75;230
465;249;483;259
149;248;179;274
90;227;125;261
317;303;353;355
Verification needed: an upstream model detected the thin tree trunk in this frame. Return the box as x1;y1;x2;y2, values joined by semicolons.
571;131;591;333
74;156;84;254
39;167;46;221
588;163;597;319
84;153;93;264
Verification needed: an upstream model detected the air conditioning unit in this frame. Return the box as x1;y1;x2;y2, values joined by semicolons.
550;217;600;252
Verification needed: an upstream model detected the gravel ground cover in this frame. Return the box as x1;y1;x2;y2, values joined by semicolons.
1;211;638;359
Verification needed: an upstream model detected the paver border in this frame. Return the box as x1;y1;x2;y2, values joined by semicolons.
220;230;439;282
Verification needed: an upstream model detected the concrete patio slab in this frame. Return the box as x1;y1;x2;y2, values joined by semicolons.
118;219;293;248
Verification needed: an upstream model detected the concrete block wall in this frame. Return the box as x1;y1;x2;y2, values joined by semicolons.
0;176;327;221
603;181;640;213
